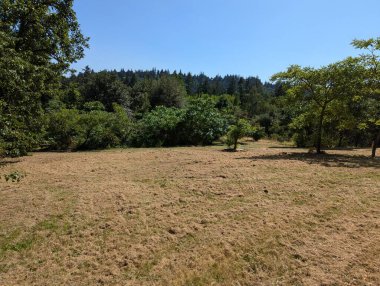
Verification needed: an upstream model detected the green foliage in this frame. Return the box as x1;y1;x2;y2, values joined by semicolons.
271;58;365;153
4;171;25;183
78;111;121;149
1;0;88;71
351;37;380;157
79;107;131;149
111;104;133;145
226;119;252;150
46;104;131;150
150;75;187;108
46;109;82;150
181;97;228;145
0;0;88;157
0;31;46;157
251;126;265;141
80;71;131;111
130;97;228;147
130;80;152;117
130;106;184;147
83;101;105;111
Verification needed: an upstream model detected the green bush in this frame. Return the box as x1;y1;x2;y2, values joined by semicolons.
46;109;82;150
130;106;184;147
4;171;25;182
180;97;228;145
130;97;228;147
78;111;119;149
251;125;265;141
46;105;131;150
110;104;132;145
226;119;252;150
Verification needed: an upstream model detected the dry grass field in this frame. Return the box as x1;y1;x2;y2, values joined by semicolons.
0;140;379;285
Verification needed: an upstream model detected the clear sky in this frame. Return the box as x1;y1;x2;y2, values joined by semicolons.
72;0;380;82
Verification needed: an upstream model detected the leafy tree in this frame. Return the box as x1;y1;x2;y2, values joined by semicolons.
129;79;152;117
46;108;82;150
130;106;184;147
110;103;132;145
78;111;120;149
46;102;131;150
226;119;252;151
271;58;364;153
181;97;228;145
351;38;380;157
0;0;88;156
80;71;131;111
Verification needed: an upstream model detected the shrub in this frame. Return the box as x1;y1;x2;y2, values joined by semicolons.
226;119;252;150
110;104;132;145
78;111;117;149
130;106;184;147
4;171;25;182
46;109;82;150
180;97;228;145
251;126;265;141
46;105;132;150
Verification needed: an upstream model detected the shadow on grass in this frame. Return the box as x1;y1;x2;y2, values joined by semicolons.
238;152;380;169
0;159;21;168
268;146;370;151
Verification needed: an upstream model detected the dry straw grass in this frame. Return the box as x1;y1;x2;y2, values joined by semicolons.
0;140;379;285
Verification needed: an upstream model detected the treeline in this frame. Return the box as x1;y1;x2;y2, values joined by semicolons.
45;68;274;151
0;1;379;158
63;67;276;116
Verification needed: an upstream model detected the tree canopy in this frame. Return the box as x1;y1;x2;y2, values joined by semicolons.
0;0;88;156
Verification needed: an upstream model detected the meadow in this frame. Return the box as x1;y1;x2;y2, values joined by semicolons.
0;140;379;285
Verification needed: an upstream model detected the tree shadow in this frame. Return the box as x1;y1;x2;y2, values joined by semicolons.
238;152;380;169
0;159;21;168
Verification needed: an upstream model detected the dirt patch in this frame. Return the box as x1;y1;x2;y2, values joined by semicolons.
0;140;379;285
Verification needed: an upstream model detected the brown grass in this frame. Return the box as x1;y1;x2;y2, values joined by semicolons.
0;140;379;285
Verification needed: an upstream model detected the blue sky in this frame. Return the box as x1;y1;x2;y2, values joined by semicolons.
72;0;380;81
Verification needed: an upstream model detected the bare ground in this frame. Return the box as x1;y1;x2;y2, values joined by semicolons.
0;140;379;285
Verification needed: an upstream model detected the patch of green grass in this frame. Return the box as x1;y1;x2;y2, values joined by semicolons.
37;218;60;231
35;214;72;235
135;260;158;279
7;237;35;252
184;262;233;286
184;275;209;286
293;197;308;206
0;229;37;257
0;214;70;258
4;170;26;182
0;229;21;256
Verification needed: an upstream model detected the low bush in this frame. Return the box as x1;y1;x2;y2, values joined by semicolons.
226;119;252;150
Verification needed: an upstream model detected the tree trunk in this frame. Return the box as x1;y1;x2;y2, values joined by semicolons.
233;138;238;151
315;106;326;154
371;130;380;158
